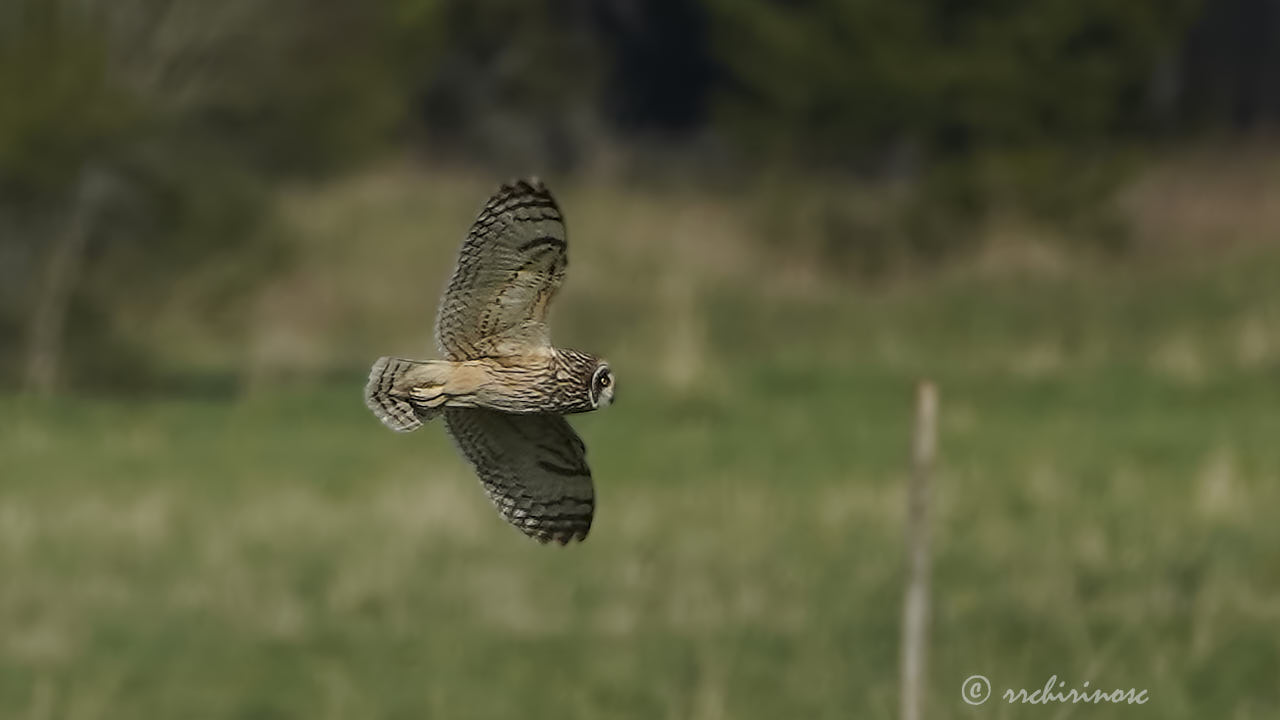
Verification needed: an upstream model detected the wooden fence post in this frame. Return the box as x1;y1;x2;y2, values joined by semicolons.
901;380;938;720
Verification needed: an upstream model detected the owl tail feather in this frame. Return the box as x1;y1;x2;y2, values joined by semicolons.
365;357;445;432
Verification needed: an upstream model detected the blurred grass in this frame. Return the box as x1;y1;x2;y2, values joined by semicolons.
3;165;1280;718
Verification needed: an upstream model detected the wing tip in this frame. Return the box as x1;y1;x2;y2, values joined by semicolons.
498;176;549;197
515;513;591;546
533;529;589;546
534;518;592;546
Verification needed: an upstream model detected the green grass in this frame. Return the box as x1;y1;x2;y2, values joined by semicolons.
3;172;1280;718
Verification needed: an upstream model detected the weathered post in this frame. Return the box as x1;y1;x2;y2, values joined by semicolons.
901;380;938;720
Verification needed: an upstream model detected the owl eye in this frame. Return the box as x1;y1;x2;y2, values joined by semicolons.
599;373;611;388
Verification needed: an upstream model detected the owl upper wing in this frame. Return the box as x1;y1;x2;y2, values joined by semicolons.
435;179;568;361
443;408;594;544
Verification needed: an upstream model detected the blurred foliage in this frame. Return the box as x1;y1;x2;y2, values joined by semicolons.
0;0;427;389
415;0;605;171
704;0;1200;161
1175;0;1280;131
3;0;1280;389
0;5;131;197
704;0;1200;265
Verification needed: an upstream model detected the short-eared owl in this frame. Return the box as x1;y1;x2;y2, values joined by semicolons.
365;179;614;544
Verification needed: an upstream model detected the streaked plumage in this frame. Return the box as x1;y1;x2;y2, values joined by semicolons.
364;179;614;544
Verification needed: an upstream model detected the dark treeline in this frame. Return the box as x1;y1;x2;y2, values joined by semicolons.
1;0;1277;391
421;0;1278;167
6;1;1276;188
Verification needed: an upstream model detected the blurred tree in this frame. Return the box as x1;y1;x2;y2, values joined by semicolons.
594;0;716;133
0;0;428;392
701;0;1201;267
703;0;1201;166
412;0;604;172
1173;0;1280;131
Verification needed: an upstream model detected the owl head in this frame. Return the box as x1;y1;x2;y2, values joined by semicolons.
553;350;614;413
589;362;615;409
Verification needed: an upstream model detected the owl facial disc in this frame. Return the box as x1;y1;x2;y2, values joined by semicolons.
590;363;614;409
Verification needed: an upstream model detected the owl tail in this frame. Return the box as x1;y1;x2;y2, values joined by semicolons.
364;357;446;432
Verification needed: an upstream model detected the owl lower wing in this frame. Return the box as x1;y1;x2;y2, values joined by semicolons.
443;408;594;544
435;179;568;360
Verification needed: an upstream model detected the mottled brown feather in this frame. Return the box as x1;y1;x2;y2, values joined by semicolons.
434;179;567;361
443;408;594;544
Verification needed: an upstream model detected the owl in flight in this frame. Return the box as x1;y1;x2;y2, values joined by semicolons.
365;178;614;544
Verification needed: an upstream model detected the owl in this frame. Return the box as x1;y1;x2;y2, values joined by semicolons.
364;178;614;544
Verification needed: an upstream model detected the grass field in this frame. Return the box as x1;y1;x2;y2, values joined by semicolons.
3;168;1279;718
